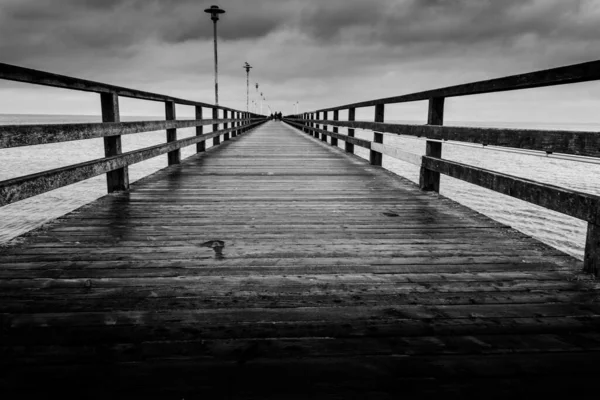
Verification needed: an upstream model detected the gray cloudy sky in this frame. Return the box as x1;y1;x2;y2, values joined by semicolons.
1;0;599;123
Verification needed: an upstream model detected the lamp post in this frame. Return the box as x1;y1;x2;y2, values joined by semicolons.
243;62;252;112
204;5;226;106
260;92;263;115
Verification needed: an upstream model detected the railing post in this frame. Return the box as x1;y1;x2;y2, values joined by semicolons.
304;113;308;133
318;112;323;139
213;108;220;146
370;104;384;166
196;105;205;153
584;223;600;275
420;97;445;192
331;110;339;147
346;108;355;154
223;110;230;141
101;92;129;193
322;111;328;142
165;100;180;165
232;111;237;138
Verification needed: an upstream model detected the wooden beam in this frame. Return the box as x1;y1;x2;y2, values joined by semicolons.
331;111;339;147
0;62;241;113
291;120;600;159
370;104;384;166
223;110;230;141
196;106;205;153
100;92;128;193
0;119;238;149
284;120;371;148
213;108;220;146
420;98;445;192
322;112;328;142
165;101;180;165
346;108;356;154
0;121;264;207
421;156;600;224
309;59;600;113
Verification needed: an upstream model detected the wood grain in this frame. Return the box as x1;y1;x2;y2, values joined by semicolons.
1;121;597;398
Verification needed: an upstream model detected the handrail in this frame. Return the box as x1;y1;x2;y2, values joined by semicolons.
0;117;264;148
0;120;264;206
290;119;600;158
0;63;244;113
283;58;600;276
307;60;600;113
0;63;267;203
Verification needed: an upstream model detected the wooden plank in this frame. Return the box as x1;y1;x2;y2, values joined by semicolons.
0;121;264;206
0;121;595;396
370;104;384;166
421;156;600;224
311;59;600;112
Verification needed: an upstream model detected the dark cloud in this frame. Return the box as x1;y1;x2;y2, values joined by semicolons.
0;0;599;116
1;0;597;65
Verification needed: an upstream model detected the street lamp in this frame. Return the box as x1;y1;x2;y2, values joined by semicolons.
243;62;252;112
204;5;226;105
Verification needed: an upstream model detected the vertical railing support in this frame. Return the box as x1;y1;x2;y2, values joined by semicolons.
196;106;205;153
101;92;129;193
420;97;445;192
584;223;600;276
232;111;237;138
165;101;180;165
223;110;230;141
331;110;339;147
213;108;220;146
370;104;384;166
346;108;355;154
322;111;328;142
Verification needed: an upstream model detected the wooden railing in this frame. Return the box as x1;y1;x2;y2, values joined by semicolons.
284;59;600;275
0;63;266;205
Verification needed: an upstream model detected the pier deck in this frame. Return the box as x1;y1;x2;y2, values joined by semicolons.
1;121;599;398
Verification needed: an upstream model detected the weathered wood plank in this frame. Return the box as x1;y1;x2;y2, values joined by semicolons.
0;121;595;397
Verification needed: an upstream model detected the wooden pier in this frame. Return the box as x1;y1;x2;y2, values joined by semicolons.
1;62;600;398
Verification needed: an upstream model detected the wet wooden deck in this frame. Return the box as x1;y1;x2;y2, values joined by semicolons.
1;121;600;398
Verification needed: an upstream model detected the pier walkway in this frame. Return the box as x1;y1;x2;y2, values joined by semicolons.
2;121;600;398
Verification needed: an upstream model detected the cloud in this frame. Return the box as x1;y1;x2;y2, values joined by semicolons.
0;0;599;118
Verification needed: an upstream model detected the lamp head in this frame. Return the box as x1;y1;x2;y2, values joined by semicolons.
204;5;225;22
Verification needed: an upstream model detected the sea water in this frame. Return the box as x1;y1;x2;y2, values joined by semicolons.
1;114;599;260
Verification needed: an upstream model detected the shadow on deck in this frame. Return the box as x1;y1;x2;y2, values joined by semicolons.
1;121;599;398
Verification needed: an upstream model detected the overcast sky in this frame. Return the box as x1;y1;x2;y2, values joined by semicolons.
1;0;599;124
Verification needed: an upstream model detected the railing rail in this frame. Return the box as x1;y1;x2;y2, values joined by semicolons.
284;59;600;275
0;63;266;204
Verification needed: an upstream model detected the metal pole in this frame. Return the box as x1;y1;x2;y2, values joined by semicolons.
246;70;249;112
213;20;219;105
